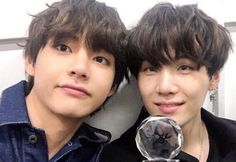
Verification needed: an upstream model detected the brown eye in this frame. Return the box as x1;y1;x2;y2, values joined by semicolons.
177;65;194;73
56;44;72;53
179;65;192;70
94;56;109;65
144;66;159;72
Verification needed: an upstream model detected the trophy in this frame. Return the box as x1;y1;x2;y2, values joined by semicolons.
135;116;184;162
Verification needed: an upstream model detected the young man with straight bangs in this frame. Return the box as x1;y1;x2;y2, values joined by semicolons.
0;0;127;161
101;3;236;162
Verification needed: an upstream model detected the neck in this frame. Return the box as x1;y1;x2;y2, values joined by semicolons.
26;92;83;159
181;113;209;162
182;116;203;146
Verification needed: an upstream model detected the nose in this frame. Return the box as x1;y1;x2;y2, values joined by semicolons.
156;70;178;96
68;48;89;80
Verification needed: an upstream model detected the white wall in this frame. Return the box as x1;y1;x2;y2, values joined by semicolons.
0;0;58;39
0;0;194;39
0;50;25;92
221;32;236;120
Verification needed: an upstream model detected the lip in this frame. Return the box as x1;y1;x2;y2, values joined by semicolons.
154;101;184;114
58;84;91;97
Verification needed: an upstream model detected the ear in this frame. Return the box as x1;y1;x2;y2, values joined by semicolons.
107;86;116;97
25;56;35;76
209;71;220;90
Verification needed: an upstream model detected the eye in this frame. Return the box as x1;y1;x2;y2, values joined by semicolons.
55;44;72;53
94;56;110;65
144;66;159;72
140;61;160;74
177;64;194;73
143;66;156;72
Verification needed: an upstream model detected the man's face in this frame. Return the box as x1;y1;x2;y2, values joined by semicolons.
25;39;115;120
137;58;219;127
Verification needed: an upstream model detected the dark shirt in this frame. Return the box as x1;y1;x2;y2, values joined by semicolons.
101;107;236;162
0;81;111;162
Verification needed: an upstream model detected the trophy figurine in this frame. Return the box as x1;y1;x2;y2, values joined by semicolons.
135;116;184;162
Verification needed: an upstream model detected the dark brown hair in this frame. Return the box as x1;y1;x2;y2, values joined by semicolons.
24;0;127;91
127;3;232;78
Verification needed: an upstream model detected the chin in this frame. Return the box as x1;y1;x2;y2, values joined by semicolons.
54;109;87;119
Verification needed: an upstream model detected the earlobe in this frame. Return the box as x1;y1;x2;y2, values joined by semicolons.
25;56;35;76
107;86;116;97
209;71;220;90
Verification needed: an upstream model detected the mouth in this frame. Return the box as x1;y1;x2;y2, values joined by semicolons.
154;102;184;114
58;84;91;97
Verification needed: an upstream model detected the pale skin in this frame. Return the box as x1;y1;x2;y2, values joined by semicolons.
25;39;115;159
138;58;220;162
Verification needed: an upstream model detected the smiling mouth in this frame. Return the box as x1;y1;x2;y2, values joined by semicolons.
155;102;184;114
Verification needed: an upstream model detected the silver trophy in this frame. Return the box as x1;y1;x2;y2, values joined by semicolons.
135;116;184;162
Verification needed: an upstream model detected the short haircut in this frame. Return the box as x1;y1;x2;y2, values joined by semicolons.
24;0;127;91
127;3;232;78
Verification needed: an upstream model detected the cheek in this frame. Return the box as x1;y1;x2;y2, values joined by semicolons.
196;88;209;104
138;77;156;110
34;63;56;82
138;77;155;97
183;82;209;107
138;78;147;99
92;81;114;108
95;70;115;96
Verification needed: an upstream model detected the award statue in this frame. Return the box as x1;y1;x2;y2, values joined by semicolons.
135;116;184;162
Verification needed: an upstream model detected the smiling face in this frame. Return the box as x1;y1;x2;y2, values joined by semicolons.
25;39;115;120
137;58;220;128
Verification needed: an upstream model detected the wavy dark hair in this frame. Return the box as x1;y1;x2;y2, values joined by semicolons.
127;3;232;78
24;0;127;91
